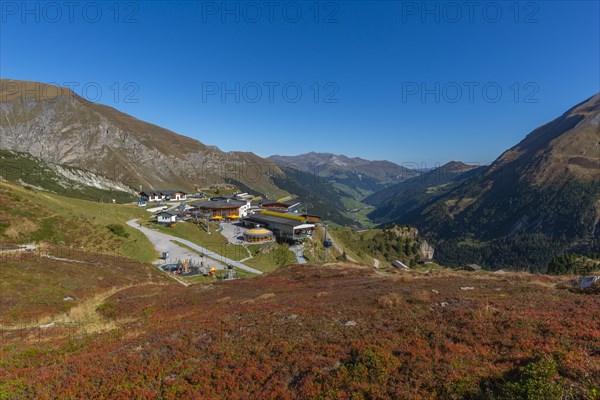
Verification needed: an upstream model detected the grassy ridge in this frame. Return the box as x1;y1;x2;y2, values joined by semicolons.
0;181;157;263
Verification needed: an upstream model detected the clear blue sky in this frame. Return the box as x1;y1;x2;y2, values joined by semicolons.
1;1;598;166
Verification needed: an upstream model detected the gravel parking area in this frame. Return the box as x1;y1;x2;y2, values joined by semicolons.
218;222;249;244
126;219;262;274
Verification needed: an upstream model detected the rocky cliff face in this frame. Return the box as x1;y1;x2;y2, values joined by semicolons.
0;80;286;196
419;241;435;260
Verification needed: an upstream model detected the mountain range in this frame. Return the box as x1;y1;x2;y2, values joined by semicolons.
268;152;418;200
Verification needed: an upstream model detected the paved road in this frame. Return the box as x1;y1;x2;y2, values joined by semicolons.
320;226;358;263
289;244;307;264
127;220;263;275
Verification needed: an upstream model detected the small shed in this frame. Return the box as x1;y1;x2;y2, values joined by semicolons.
463;264;482;271
391;260;410;270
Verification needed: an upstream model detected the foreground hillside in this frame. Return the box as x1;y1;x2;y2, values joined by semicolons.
1;264;598;399
0;252;168;326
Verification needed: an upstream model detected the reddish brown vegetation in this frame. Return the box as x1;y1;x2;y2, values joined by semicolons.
1;265;599;399
0;252;165;324
377;293;402;309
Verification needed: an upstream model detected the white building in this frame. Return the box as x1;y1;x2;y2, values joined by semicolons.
141;190;187;202
157;210;178;225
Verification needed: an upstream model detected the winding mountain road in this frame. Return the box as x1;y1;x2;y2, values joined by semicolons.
127;220;263;275
320;226;358;263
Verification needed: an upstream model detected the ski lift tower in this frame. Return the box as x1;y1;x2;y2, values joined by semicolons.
205;212;211;235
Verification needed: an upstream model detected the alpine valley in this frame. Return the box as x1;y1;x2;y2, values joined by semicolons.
1;79;599;271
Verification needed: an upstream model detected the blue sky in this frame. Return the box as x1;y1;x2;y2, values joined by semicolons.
1;1;598;166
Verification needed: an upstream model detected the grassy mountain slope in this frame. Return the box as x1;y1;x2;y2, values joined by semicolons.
0;181;156;263
0;253;168;325
331;225;431;266
366;161;485;223
393;94;600;271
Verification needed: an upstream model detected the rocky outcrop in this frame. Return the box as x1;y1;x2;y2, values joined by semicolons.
419;241;435;260
0;148;137;196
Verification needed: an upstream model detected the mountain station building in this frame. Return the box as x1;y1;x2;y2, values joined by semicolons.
241;211;315;242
